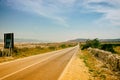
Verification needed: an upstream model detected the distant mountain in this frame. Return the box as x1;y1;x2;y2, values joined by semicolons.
68;38;120;42
68;38;88;42
0;38;50;43
15;38;52;43
14;39;40;43
100;39;120;42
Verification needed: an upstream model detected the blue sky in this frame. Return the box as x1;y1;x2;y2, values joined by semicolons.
0;0;120;42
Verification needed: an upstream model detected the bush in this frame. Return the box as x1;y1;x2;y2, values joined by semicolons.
20;47;28;52
13;47;19;53
100;44;115;53
0;50;2;57
35;46;44;50
82;38;116;53
48;46;56;50
82;38;101;50
59;44;66;48
68;44;72;47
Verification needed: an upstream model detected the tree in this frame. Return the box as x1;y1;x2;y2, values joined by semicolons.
92;38;101;48
59;44;66;48
100;44;115;53
82;38;101;49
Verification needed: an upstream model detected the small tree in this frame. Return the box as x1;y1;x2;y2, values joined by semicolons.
60;44;66;48
92;38;101;48
100;44;115;53
82;38;101;50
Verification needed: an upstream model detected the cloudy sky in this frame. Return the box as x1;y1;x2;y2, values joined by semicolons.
0;0;120;42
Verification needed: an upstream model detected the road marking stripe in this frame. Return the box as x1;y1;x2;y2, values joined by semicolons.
58;45;79;80
0;48;71;80
0;47;72;66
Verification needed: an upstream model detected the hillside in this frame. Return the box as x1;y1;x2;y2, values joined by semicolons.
68;38;120;42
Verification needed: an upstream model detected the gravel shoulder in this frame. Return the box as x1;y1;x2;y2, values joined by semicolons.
61;50;90;80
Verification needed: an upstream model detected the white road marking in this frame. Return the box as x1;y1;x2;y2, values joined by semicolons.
58;45;79;80
0;47;72;66
0;48;70;80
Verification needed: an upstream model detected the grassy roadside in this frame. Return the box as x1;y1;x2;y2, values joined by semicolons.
0;47;54;63
0;43;77;63
114;46;120;55
80;50;119;80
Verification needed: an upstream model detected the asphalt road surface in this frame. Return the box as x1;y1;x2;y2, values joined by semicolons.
0;45;79;80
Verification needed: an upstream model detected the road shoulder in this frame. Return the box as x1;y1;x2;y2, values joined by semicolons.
61;50;90;80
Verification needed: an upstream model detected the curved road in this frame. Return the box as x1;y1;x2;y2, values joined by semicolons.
0;45;79;80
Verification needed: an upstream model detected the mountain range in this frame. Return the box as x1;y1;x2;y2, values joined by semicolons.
0;38;50;43
68;38;120;42
0;38;120;43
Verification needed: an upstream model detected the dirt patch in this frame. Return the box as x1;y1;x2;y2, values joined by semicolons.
61;50;90;80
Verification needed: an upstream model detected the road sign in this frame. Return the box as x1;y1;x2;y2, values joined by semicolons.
4;33;14;49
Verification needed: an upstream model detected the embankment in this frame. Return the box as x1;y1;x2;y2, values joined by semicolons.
88;48;120;71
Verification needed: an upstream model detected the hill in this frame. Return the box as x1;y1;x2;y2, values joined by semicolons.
0;38;50;43
68;38;120;42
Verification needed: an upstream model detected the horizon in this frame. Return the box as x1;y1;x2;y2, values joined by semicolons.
0;37;120;43
0;0;120;42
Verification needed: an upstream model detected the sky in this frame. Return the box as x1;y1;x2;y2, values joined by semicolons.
0;0;120;42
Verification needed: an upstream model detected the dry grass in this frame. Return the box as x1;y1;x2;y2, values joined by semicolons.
0;42;77;63
0;47;52;63
114;46;120;55
80;50;119;80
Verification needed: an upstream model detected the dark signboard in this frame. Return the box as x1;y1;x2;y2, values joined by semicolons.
4;33;14;49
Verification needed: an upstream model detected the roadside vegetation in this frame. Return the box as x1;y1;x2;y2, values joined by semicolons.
80;38;120;80
81;38;120;55
80;50;119;80
114;46;120;55
0;42;77;63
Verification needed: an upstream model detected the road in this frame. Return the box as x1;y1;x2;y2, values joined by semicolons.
0;45;79;80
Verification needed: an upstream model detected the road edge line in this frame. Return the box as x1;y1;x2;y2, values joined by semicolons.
57;46;79;80
0;47;73;80
0;47;72;66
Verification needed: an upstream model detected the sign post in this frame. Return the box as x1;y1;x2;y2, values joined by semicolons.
4;33;14;56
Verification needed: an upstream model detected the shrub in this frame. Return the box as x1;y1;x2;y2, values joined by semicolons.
35;46;44;50
82;38;101;50
68;44;72;47
59;44;66;48
48;46;56;50
0;50;2;57
100;44;115;53
13;47;19;53
20;47;28;52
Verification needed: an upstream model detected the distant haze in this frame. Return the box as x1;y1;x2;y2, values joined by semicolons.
0;38;120;43
0;38;51;43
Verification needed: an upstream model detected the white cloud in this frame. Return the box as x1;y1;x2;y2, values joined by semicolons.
4;0;75;27
57;0;77;7
2;0;120;27
82;0;120;26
